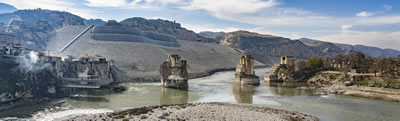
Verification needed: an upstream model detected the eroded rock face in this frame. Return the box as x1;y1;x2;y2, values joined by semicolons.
5;20;55;49
160;55;188;89
221;31;322;64
120;17;199;41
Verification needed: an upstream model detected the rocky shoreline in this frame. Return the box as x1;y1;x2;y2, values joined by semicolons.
64;102;318;121
0;98;51;112
322;85;400;102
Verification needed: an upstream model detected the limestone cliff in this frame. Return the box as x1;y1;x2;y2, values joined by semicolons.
0;9;85;28
120;17;201;42
4;20;55;49
298;38;400;57
220;31;322;65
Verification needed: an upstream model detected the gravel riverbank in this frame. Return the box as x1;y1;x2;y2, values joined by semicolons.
323;85;400;102
65;102;318;121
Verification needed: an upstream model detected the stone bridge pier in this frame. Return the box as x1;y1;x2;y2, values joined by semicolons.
160;55;188;89
234;55;260;85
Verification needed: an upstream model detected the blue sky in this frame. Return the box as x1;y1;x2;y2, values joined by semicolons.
1;0;400;50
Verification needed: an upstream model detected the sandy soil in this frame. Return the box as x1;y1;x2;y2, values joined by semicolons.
64;102;318;121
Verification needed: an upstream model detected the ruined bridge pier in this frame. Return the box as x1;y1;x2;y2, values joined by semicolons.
160;55;189;89
235;54;260;85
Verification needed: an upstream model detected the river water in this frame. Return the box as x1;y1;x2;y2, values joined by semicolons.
1;68;400;121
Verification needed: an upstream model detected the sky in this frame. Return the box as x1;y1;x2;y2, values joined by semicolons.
1;0;400;50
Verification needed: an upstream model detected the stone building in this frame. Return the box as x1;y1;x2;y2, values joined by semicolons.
234;55;260;85
61;55;113;88
265;56;306;82
160;55;188;89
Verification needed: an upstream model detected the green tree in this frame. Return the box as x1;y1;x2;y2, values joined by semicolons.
307;57;323;70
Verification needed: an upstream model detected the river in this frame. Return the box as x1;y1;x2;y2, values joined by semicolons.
1;68;400;121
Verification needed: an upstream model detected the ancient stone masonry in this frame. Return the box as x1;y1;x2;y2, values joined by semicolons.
0;46;114;102
264;56;306;82
235;55;260;85
160;55;188;89
0;46;62;101
61;55;113;89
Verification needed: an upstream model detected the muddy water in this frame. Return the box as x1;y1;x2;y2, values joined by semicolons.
1;68;400;121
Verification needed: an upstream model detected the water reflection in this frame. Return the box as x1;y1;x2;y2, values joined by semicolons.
160;87;188;105
70;96;109;102
267;82;318;96
233;84;257;103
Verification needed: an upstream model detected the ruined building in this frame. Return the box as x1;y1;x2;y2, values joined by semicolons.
160;55;188;89
264;56;307;82
61;55;113;89
234;55;260;85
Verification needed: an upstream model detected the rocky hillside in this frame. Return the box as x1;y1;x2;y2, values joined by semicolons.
220;31;327;64
198;31;225;43
298;38;400;57
120;17;212;42
2;20;55;49
0;3;17;14
0;9;85;28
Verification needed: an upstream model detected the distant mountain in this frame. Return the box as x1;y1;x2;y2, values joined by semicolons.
0;3;17;14
198;31;225;43
298;38;400;57
0;9;85;28
220;31;327;64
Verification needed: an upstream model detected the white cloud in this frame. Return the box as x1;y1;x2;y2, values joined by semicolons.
357;15;400;25
341;25;352;30
84;0;187;9
0;0;73;10
85;0;127;7
181;0;278;16
318;30;400;50
0;0;99;19
355;5;392;17
356;11;374;17
384;5;392;11
181;23;241;33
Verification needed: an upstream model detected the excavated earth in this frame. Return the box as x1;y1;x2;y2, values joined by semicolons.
47;25;265;82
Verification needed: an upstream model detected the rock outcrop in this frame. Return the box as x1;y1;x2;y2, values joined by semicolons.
5;20;55;49
0;9;85;28
220;31;320;65
120;17;201;42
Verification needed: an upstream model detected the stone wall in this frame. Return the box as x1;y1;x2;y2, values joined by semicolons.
160;55;188;89
235;55;259;85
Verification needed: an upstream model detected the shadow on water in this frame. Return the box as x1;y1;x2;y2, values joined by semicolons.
160;87;188;105
266;82;320;96
70;96;110;102
233;84;257;104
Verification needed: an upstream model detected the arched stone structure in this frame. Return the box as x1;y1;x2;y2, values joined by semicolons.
264;56;294;82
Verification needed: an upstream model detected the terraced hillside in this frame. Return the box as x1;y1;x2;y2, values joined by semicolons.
47;25;264;82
